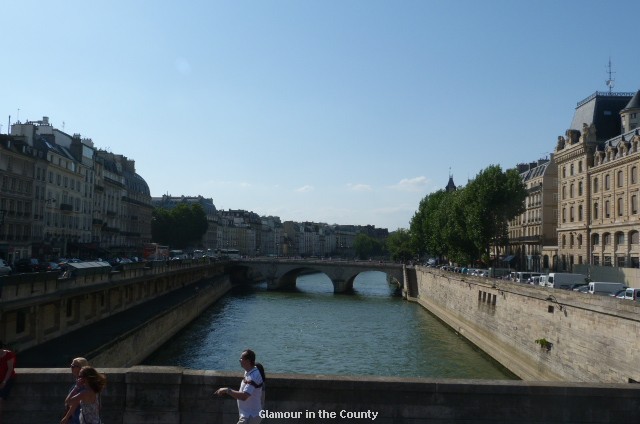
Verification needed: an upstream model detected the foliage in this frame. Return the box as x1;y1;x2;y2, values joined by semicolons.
151;204;209;249
353;233;385;260
386;229;413;262
408;164;527;265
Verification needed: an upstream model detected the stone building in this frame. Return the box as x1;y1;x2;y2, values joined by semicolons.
554;90;639;271
508;157;558;272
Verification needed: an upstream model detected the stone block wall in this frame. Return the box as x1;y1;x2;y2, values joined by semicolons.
5;367;640;424
411;267;640;383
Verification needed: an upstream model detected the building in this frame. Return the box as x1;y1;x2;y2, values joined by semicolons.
508;157;558;272
554;90;638;271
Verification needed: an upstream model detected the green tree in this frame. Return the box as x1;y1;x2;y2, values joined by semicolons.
353;233;384;260
463;165;526;262
151;204;209;249
386;229;413;263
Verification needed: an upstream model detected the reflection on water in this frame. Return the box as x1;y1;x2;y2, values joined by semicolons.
144;271;516;379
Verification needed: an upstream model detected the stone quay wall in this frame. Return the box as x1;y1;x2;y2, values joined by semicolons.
408;266;640;383
5;367;640;424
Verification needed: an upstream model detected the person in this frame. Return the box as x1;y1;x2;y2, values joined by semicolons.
0;342;16;424
65;357;89;424
61;366;107;424
215;349;264;424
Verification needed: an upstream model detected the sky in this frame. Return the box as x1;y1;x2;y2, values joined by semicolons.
4;1;640;231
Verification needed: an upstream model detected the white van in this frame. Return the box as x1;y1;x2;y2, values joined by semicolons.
541;273;588;290
624;288;640;301
588;282;626;296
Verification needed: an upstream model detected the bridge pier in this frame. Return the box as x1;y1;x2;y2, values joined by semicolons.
331;279;352;293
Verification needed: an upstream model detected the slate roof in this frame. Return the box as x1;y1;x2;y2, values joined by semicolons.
570;92;634;142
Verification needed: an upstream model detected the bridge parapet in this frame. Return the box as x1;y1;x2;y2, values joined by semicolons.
233;259;405;293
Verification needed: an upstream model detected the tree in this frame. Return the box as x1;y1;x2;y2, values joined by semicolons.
151;204;209;248
353;233;384;260
386;229;413;263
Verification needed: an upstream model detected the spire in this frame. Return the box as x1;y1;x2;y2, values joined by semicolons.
445;174;456;192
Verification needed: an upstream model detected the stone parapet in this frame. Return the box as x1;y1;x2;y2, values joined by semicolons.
5;367;640;423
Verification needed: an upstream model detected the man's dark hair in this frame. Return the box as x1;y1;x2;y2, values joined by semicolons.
243;349;256;365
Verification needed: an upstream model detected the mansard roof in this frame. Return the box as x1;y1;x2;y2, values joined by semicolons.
570;91;634;142
622;90;640;111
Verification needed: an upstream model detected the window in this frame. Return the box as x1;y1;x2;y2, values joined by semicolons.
562;208;566;223
617;256;626;267
594;177;599;193
617;171;624;187
570;206;574;222
578;205;583;221
616;232;625;247
604;256;612;266
618;198;624;216
632;166;638;184
562;186;566;200
604;233;611;245
605;174;610;190
578;161;583;173
594;203;599;219
632;195;638;214
605;200;610;218
570;164;574;176
578;181;583;196
563;167;566;178
632;231;639;245
570;184;574;198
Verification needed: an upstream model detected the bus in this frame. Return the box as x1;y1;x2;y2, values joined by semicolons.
216;248;241;260
142;243;169;261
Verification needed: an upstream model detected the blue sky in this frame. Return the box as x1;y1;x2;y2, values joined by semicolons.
4;1;640;230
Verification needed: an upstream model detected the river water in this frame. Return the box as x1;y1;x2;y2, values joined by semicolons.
143;271;516;379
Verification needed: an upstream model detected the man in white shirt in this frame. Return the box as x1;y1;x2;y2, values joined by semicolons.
215;349;264;424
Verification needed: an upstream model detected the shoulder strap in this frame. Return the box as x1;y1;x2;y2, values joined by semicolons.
244;368;263;388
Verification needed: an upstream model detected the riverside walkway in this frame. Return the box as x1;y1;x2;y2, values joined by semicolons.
18;277;220;367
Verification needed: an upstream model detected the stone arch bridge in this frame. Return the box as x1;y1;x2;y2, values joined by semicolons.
227;259;405;293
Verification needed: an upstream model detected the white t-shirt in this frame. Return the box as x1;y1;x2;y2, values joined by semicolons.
238;367;264;417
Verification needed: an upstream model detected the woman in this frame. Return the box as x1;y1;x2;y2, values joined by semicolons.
0;342;16;424
64;358;89;424
61;366;106;424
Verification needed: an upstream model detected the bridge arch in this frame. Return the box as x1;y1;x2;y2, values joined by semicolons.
229;259;405;294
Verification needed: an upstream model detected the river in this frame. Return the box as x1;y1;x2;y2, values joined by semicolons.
143;271;516;379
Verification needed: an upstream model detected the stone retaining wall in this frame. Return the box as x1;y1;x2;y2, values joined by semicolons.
410;266;640;383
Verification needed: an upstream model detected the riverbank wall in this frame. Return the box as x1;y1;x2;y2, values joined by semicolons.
407;266;640;383
6;367;640;424
89;275;232;366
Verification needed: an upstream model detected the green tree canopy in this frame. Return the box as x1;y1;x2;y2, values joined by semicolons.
409;165;527;265
151;204;208;249
353;233;385;260
386;229;413;263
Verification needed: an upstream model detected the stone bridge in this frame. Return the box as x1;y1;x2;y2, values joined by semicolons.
229;259;405;293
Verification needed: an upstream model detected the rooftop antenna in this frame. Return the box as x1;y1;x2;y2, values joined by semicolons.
605;57;615;94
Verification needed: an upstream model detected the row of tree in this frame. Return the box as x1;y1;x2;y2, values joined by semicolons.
408;165;527;265
151;204;209;249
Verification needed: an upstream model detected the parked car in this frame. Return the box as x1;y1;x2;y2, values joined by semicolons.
13;258;45;273
0;259;12;276
610;289;627;299
43;262;62;272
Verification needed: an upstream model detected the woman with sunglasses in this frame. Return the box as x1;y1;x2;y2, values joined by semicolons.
61;366;107;424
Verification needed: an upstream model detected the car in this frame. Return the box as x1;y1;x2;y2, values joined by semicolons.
13;258;45;273
43;262;62;272
0;259;11;276
610;289;627;299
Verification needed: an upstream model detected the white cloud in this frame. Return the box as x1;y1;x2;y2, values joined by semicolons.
295;185;314;193
390;176;430;192
346;183;373;192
